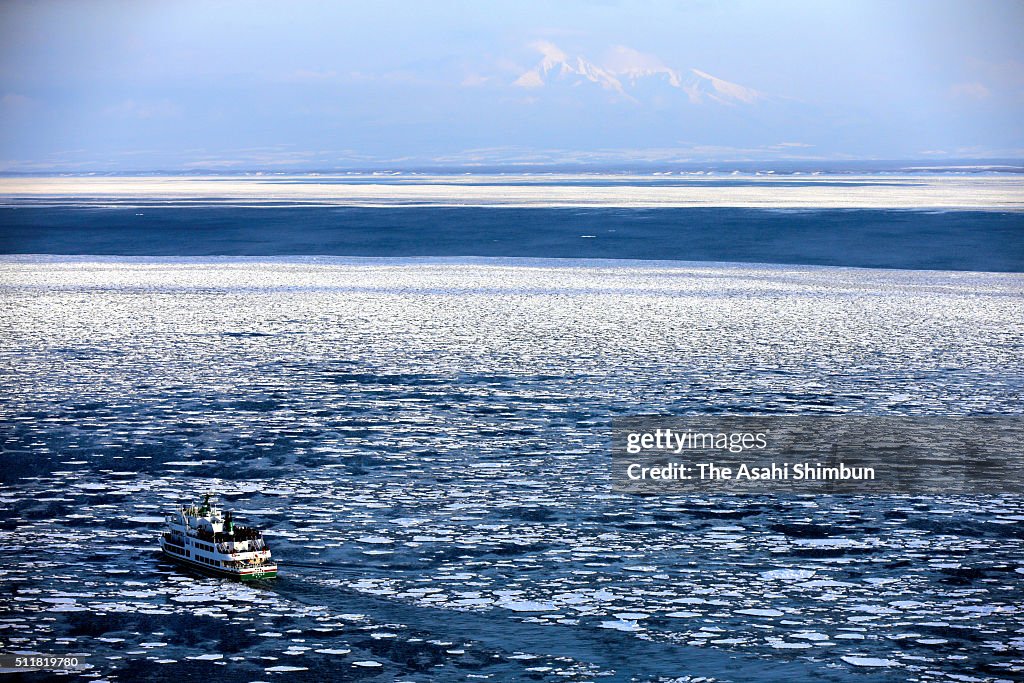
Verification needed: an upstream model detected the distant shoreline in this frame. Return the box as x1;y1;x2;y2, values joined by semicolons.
2;174;1023;210
2;160;1022;177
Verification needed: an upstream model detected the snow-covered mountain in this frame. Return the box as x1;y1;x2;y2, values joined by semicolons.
512;41;764;106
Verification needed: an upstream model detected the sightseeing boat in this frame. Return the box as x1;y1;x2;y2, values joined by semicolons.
160;494;278;580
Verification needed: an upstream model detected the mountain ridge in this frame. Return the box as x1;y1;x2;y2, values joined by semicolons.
512;41;765;106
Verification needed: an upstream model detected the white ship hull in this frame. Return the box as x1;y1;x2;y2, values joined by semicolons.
160;538;278;580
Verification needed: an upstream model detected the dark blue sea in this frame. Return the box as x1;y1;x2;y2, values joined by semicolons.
1;196;1023;682
2;207;1023;271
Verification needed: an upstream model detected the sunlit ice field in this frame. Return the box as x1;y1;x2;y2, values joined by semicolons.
1;255;1022;682
2;173;1024;208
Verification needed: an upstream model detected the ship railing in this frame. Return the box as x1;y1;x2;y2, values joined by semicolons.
161;537;185;552
222;557;270;569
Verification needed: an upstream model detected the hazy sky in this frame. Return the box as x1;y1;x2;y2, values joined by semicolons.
1;0;1022;170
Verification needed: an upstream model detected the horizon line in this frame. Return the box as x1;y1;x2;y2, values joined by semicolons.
2;158;1024;177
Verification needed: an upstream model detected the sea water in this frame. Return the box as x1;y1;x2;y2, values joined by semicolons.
1;254;1022;681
